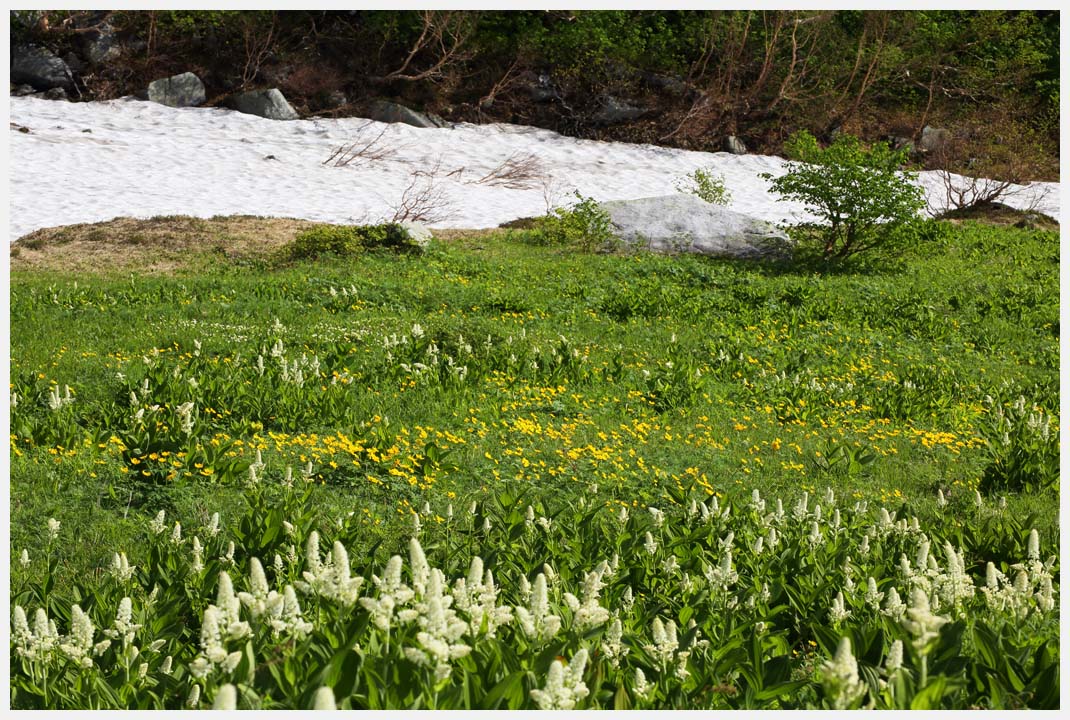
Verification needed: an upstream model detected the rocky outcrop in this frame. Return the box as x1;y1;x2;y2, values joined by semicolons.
147;72;206;108
223;88;299;120
12;45;74;90
364;100;449;129
600;195;791;259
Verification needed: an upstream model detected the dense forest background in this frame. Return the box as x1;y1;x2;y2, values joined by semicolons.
11;9;1060;180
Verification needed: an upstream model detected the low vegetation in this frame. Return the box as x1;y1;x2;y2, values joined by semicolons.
9;211;1059;708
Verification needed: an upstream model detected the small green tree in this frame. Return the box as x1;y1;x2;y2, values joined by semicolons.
536;192;616;252
764;131;925;260
675;166;731;205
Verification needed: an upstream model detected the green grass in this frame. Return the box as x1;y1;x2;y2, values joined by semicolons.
8;219;1060;708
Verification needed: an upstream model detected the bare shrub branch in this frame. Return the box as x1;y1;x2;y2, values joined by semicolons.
240;13;278;90
924;121;1056;218
539;175;568;215
374;11;478;84
323;122;397;167
390;160;456;224
471;153;546;190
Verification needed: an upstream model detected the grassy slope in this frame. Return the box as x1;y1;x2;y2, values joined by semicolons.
8;217;1060;587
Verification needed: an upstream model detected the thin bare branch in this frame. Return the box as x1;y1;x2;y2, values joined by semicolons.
470;153;547;190
323;122;397;167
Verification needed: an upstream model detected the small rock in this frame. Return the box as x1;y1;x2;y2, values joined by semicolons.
325;90;348;109
82;23;122;65
918;125;952;153
38;87;69;101
593;96;645;125
147;72;206;108
724;136;747;155
224;88;299;120
364;99;448;129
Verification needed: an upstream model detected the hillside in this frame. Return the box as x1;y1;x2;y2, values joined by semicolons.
11;9;1059;182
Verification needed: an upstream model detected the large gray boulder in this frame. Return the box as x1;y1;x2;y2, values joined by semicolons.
147;72;206;108
365;100;448;128
600;195;791;259
12;45;73;90
224;88;299;120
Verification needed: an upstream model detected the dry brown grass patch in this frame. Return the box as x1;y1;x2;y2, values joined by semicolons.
10;215;326;275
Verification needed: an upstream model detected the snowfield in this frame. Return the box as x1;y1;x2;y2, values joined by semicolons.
8;95;1060;241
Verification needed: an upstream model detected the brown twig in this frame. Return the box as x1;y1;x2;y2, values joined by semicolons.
470;153;546;189
390;160;456;223
323;122;397;167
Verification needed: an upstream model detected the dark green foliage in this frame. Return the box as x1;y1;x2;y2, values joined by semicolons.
764;131;925;260
284;223;421;261
533;193;616;252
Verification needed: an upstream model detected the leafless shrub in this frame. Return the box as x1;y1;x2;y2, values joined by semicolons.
390;161;456;224
926;170;1051;218
924;121;1056;217
373;10;478;84
539;175;568;215
471;153;546;190
240;13;278;90
323;122;397;167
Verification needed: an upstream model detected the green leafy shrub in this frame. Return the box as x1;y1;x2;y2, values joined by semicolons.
535;193;616;252
675;167;731;205
763;131;925;260
284;225;361;261
284;223;427;261
979;395;1059;494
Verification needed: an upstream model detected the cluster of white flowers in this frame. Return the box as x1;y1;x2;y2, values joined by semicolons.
190;573;251;679
633;667;654;700
828;591;851;625
703;551;738;593
452;556;513;639
12;606;60;662
977;532;1057;618
47;384;74;411
103;597;142;649
109;552;137;582
58;605;98;669
821;637;867;709
515;573;562;643
863;577;884;612
401;565;472;682
600;617;629;667
237;557;313;638
645;617;680;667
361;555;415;633
297;532;365;606
175;401;195;435
562;563;611;631
902;588;948;656
530;649;590;710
